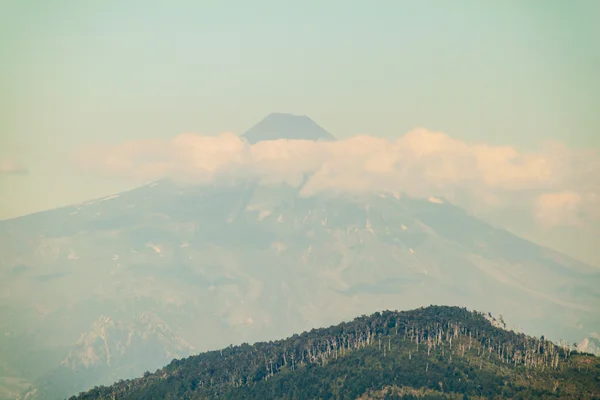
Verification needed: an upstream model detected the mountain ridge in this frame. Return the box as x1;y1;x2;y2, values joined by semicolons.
69;305;600;399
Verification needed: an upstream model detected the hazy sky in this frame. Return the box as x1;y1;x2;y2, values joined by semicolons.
1;1;599;264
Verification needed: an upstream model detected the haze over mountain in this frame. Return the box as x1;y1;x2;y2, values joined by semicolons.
1;115;599;400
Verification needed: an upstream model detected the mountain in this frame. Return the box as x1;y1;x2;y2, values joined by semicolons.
241;113;336;143
20;312;194;400
70;306;600;399
1;115;600;399
2;181;600;399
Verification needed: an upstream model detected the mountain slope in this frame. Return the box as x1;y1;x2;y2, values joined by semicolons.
71;306;600;400
241;113;335;143
21;312;194;400
2;179;600;399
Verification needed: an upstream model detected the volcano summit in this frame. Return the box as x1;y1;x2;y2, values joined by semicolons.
241;113;336;144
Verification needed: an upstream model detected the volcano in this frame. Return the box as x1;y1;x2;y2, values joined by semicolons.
3;115;600;399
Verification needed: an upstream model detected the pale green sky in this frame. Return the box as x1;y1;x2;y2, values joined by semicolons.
1;0;599;223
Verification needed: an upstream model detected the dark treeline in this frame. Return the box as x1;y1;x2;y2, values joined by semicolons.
71;306;600;399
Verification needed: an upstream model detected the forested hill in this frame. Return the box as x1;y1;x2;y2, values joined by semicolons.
71;306;600;400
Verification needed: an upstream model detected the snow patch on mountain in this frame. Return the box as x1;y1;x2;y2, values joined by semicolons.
428;196;444;204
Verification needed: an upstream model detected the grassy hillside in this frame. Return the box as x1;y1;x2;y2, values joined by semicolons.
71;306;600;399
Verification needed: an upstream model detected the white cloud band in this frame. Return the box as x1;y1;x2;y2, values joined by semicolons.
76;129;599;228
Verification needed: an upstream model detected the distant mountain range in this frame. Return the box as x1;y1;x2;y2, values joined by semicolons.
70;306;600;399
1;114;599;399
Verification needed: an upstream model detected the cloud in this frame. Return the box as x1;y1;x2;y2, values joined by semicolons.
534;192;583;228
0;159;28;175
76;129;600;228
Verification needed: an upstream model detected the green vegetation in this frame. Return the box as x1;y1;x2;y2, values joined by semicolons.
71;306;600;399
